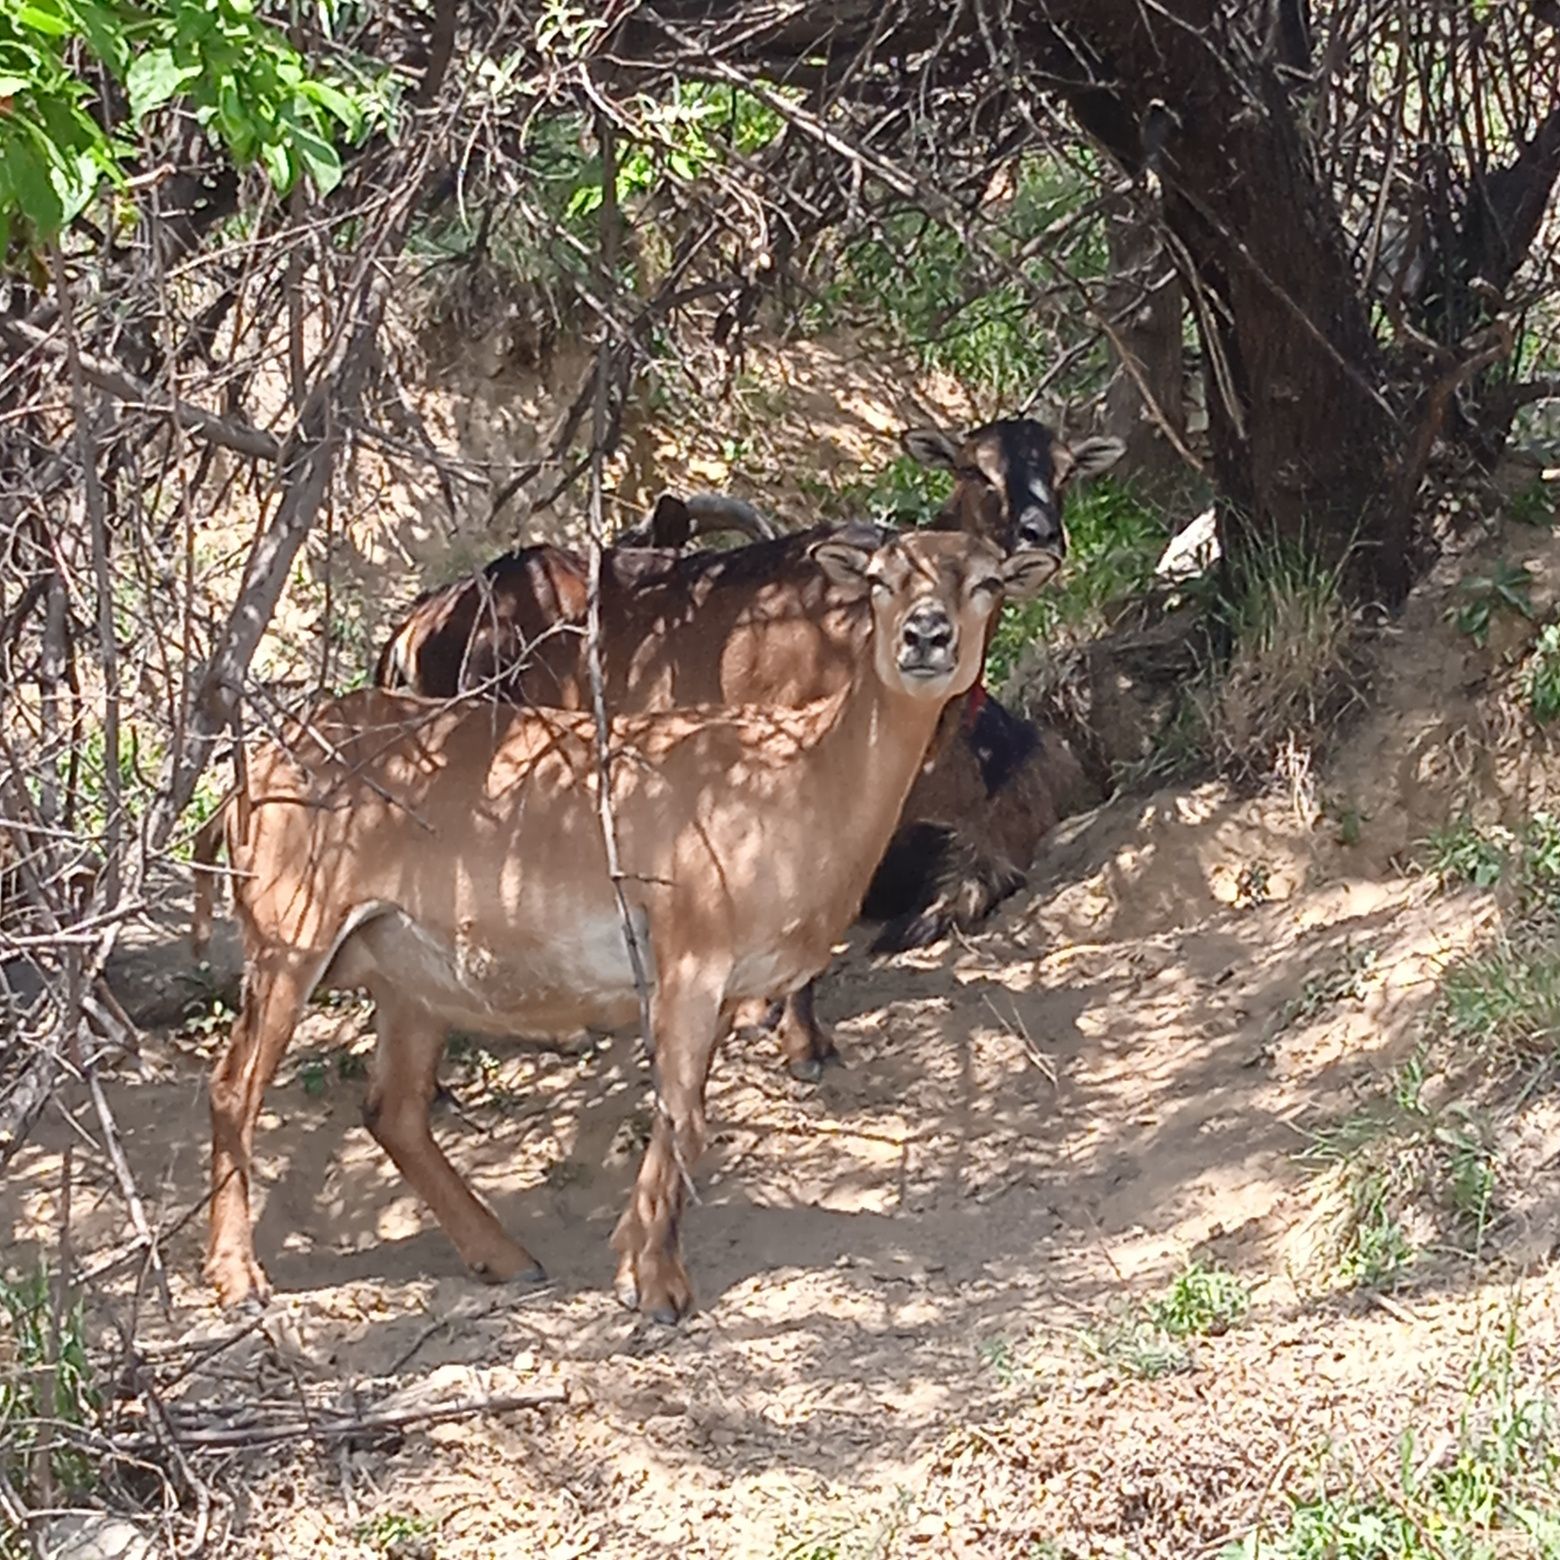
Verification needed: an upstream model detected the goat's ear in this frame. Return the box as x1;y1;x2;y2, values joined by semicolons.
1063;436;1126;481
810;540;878;594
900;426;962;470
1001;548;1062;602
647;493;693;549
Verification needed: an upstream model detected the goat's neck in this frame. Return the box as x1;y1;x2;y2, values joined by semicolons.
801;660;956;892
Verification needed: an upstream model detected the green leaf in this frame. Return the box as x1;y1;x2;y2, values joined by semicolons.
0;76;32;97
290;124;340;194
8;136;63;233
14;5;72;38
258;138;293;192
127;48;198;120
301;78;361;137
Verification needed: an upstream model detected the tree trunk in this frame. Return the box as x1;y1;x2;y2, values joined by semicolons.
1101;200;1186;493
1015;5;1406;599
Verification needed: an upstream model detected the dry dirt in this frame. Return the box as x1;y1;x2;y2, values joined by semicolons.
8;505;1560;1557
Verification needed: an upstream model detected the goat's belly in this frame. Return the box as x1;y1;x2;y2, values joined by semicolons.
729;942;824;1002
326;905;650;1034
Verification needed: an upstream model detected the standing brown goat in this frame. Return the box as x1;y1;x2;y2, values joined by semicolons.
194;533;1056;1321
372;418;1122;1074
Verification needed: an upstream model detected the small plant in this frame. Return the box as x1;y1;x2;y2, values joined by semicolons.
180;978;237;1041
1234;859;1272;906
355;1511;436;1557
1421;817;1511;888
977;1336;1019;1386
1147;1261;1250;1339
1506;477;1557;529
0;1266;99;1501
1302;1124;1418;1292
298;1055;330;1097
1338;1195;1414;1288
1449;559;1535;644
1524;623;1560;724
1084;1314;1191;1380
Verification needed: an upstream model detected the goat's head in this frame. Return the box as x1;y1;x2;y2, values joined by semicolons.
901;417;1125;557
811;531;1058;701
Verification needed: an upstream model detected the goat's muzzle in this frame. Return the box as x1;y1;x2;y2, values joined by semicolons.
898;604;957;678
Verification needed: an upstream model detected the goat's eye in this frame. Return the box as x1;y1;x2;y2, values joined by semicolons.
955;465;990;485
973;576;1004;596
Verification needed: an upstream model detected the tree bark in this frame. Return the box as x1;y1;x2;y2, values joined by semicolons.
1101;200;1186;492
1013;5;1407;598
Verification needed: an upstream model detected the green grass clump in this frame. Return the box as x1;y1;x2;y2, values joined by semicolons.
1223;1306;1560;1559
0;1265;99;1502
1147;1261;1251;1339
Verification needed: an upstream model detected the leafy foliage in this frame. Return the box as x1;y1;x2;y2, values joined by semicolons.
799;154;1109;408
0;0;375;262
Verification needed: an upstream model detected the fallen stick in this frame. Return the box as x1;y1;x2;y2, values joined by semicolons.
121;1385;569;1453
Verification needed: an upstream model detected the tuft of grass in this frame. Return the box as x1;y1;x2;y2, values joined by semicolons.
1439;928;1560;1066
1192;533;1357;782
1301;1044;1515;1288
0;1265;99;1502
1083;1314;1192;1380
1302;1109;1420;1291
1223;1303;1560;1558
1147;1261;1251;1339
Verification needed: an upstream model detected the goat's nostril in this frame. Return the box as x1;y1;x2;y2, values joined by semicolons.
903;611;953;653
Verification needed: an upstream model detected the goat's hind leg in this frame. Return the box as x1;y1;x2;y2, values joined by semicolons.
206;953;315;1309
771;981;839;1082
364;992;546;1287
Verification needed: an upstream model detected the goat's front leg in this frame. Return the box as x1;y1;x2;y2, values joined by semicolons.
612;968;726;1324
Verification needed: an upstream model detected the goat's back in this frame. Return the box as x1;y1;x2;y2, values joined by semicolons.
377;529;871;712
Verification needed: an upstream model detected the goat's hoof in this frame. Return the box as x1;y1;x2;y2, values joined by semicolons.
615;1258;693;1323
871;911;951;954
467;1246;547;1287
786;1055;825;1084
205;1253;272;1312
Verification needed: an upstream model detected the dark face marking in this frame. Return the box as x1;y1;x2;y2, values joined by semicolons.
961;419;1068;555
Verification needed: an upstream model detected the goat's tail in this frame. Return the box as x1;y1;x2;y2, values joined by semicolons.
190;796;233;960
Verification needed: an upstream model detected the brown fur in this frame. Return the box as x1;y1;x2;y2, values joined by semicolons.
372;420;1119;1075
195;534;1052;1321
